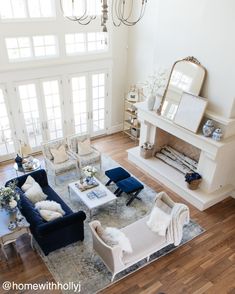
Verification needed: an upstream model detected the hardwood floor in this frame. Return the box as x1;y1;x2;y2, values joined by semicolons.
0;133;235;294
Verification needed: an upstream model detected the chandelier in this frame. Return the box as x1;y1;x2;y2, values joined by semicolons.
60;0;148;32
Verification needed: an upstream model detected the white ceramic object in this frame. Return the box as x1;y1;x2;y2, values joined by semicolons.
202;119;215;137
146;95;155;110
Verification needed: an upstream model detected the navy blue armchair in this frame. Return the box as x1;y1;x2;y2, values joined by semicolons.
6;169;86;255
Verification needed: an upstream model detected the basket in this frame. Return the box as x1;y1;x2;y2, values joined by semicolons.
187;179;202;190
140;147;153;159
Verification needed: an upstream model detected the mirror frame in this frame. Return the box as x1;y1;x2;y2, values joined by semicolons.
157;56;207;115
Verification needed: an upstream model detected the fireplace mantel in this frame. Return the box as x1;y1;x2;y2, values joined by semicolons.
127;102;235;210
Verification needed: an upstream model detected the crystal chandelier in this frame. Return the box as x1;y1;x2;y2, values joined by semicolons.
60;0;148;32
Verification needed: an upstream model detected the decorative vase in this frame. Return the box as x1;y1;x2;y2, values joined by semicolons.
15;153;23;168
212;128;223;141
153;94;162;110
86;176;95;185
202;120;215;137
146;95;156;111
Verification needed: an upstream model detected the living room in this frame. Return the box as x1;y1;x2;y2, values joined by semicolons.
0;1;235;294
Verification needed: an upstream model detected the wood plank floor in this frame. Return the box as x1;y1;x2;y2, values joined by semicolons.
0;133;235;294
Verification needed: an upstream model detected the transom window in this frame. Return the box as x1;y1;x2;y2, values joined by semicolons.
65;33;86;55
0;0;55;20
5;35;58;61
5;37;32;60
33;35;58;57
87;33;108;52
65;32;108;56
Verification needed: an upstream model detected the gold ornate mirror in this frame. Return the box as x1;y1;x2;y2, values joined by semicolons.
157;57;206;120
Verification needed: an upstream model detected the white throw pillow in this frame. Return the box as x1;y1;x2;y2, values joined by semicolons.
105;227;133;254
50;145;69;164
39;209;63;222
25;182;47;204
146;206;171;236
35;200;65;216
77;138;93;156
22;175;35;192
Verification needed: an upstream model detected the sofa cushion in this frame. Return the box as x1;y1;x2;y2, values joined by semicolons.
35;200;65;215
39;209;63;222
21;175;35;192
25;182;47;204
42;186;72;215
20;195;44;226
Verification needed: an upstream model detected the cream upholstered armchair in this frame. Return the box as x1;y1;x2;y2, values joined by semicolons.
41;138;79;184
67;134;101;169
89;192;189;282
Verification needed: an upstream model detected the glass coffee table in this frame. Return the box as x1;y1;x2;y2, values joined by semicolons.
13;158;41;176
68;177;117;219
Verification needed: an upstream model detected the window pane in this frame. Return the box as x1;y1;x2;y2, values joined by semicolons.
0;0;27;19
33;35;58;57
5;37;32;61
65;33;86;55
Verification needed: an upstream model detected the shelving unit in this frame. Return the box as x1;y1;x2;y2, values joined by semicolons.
123;100;140;142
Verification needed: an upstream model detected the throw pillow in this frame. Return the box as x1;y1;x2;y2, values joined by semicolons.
25;182;47;204
35;200;65;216
96;224;118;246
39;209;63;222
77;138;93;156
21;175;36;192
50;145;69;164
146;206;171;236
105;227;133;254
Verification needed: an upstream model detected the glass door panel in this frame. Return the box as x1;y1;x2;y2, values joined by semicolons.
18;83;43;148
42;80;63;140
71;76;88;135
0;88;15;158
91;73;106;135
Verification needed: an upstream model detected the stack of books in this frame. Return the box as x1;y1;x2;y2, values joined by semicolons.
87;189;107;200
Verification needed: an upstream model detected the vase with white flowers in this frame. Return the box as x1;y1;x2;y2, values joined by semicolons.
82;166;97;185
0;182;20;213
143;69;168;111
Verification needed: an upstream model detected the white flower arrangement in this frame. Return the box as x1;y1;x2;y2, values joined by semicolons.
143;68;169;97
82;166;97;178
0;181;19;210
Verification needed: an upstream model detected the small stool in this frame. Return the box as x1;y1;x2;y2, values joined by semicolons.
105;167;130;186
115;177;144;206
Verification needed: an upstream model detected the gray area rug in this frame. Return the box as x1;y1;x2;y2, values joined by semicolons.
36;154;205;294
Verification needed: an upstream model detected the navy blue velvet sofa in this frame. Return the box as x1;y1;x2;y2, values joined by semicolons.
6;169;86;255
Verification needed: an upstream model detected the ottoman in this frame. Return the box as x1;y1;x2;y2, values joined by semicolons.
115;177;144;206
105;167;130;186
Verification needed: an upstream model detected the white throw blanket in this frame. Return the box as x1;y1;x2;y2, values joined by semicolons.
147;191;190;246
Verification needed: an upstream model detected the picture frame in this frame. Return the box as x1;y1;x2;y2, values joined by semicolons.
126;89;139;102
174;92;208;133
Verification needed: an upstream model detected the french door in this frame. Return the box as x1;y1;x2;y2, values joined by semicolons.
16;78;64;151
0;86;16;160
69;71;107;137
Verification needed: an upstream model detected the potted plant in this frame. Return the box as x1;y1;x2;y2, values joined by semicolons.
185;172;202;190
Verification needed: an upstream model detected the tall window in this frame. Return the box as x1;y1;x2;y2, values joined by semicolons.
71;76;87;134
0;88;15;156
33;35;58;57
42;80;63;140
18;83;42;148
92;73;105;132
65;33;86;55
5;37;32;60
0;0;55;20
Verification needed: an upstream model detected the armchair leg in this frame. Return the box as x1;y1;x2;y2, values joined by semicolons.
111;273;116;282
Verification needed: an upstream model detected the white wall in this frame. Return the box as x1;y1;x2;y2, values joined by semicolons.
127;0;235;118
0;1;129;132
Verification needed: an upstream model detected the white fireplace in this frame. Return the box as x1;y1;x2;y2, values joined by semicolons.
127;102;235;210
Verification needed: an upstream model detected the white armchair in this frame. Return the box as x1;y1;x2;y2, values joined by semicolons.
89;192;189;281
67;134;101;169
41;138;79;184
